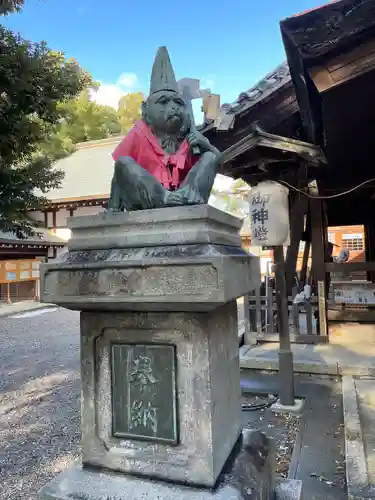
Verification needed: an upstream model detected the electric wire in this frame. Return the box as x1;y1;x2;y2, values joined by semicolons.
278;177;375;199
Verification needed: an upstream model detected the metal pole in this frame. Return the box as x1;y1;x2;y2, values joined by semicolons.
274;245;295;406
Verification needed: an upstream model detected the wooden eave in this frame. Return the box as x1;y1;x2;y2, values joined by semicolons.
30;195;109;211
220;125;326;182
280;0;375;64
280;0;375;146
0;241;64;249
222;125;326;165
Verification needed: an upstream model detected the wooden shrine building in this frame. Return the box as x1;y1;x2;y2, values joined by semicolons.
0;229;65;303
27;136;123;244
201;0;375;339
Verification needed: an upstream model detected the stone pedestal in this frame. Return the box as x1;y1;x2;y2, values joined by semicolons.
80;303;241;487
38;205;301;499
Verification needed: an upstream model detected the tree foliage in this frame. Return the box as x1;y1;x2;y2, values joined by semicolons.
56;89;121;143
0;25;92;235
38;90;144;160
118;92;144;134
0;0;24;16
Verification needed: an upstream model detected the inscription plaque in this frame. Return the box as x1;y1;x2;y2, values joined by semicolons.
111;343;178;444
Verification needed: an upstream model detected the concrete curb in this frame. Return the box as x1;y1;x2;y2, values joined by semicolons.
240;352;375;377
240;354;339;375
0;302;57;318
342;376;369;499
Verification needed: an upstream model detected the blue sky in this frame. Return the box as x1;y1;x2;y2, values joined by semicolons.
2;0;327;113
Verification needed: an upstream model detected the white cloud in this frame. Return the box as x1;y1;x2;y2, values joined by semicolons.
90;72;139;110
117;72;138;89
91;84;126;110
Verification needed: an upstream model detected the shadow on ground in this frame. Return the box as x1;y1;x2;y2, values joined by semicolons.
0;309;81;500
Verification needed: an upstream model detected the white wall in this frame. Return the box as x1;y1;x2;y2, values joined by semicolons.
28;205;105;232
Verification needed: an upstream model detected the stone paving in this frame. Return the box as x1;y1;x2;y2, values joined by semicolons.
0;300;56;318
0;308;81;500
241;322;375;376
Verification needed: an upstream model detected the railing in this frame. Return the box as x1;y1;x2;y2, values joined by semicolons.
248;286;323;343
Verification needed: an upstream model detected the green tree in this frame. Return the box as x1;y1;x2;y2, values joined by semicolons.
58;89;121;143
38;123;77;161
0;26;91;236
37;87;122;161
117;92;144;134
0;0;24;15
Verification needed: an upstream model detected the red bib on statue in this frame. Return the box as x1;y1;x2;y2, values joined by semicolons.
112;121;197;190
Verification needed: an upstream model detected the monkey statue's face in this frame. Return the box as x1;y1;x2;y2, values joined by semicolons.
142;90;190;137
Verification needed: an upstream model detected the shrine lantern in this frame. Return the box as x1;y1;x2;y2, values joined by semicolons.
250;181;290;247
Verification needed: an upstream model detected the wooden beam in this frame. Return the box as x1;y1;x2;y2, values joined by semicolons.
365;221;375;283
325;262;375;273
309;38;375;93
299;240;311;288
285;194;308;295
309;182;328;337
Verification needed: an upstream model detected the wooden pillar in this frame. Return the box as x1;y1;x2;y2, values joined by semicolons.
299;240;311;288
309;192;328;337
52;209;57;230
285;194;308;295
44;210;48;228
274;246;295;406
364;220;375;283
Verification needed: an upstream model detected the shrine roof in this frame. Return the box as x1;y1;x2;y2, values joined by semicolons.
200;61;291;132
41;137;121;203
281;0;375;64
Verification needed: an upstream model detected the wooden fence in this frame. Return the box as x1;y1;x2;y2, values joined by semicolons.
248;287;324;343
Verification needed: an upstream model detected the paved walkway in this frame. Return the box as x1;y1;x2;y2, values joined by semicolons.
241;322;375;376
0;301;57;318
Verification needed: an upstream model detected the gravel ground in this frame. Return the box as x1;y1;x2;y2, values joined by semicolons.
0;308;81;500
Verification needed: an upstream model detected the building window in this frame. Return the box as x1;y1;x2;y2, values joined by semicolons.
342;233;364;251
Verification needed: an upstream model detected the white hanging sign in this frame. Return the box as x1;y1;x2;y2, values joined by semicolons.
250;181;290;247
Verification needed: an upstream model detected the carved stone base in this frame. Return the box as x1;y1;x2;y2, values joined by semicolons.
40;206;260;313
39;430;303;500
80;301;242;488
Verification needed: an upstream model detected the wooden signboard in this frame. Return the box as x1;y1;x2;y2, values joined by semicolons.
332;281;375;306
